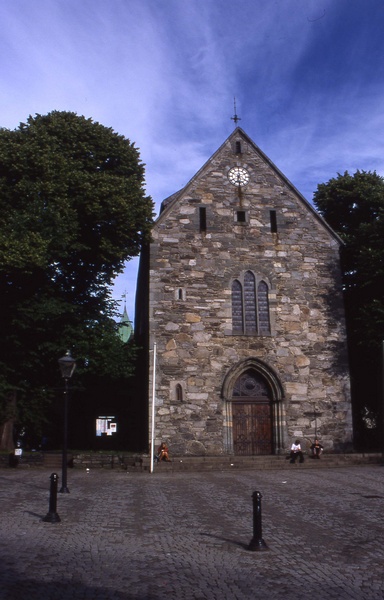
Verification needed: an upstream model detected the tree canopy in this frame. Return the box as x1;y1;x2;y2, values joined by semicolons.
0;111;154;447
313;170;384;448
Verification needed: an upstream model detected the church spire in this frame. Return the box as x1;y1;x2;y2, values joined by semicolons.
118;292;133;343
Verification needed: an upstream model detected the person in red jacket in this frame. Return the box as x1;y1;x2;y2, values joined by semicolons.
157;442;171;462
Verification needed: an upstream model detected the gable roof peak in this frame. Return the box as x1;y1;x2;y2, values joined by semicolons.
156;126;342;245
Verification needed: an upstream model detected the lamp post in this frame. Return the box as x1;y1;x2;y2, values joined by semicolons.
150;342;157;474
58;350;76;493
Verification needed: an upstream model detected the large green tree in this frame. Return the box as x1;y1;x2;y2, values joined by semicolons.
313;170;384;449
0;111;153;448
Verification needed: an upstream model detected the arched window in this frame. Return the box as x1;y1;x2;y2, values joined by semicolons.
175;383;183;402
244;271;257;333
231;272;271;335
257;281;271;333
175;288;186;301
231;280;243;332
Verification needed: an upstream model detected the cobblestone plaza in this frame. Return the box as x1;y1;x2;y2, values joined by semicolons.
0;465;383;599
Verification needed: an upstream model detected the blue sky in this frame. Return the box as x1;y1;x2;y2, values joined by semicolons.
1;0;384;322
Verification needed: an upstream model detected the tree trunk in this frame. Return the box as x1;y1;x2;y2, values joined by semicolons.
0;391;16;451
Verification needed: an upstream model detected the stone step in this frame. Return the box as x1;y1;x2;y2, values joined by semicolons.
143;453;383;473
43;453;73;469
4;452;382;472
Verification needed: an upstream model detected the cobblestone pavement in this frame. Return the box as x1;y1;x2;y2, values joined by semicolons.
0;465;383;600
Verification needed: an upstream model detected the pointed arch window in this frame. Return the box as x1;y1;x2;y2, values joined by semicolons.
232;280;243;332
244;271;257;333
257;281;271;333
231;271;271;335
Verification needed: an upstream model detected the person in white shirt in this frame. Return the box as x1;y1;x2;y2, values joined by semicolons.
290;439;304;464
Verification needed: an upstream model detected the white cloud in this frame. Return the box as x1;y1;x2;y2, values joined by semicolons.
2;0;384;322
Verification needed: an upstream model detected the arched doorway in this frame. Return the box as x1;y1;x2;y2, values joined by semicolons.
232;370;272;455
222;358;286;455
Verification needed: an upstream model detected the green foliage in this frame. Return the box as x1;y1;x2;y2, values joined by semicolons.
314;170;384;348
0;111;154;442
314;171;384;448
315;171;384;294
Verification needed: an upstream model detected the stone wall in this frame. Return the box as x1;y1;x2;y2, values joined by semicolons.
146;129;353;455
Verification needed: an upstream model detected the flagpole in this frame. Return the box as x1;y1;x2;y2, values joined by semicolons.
150;341;157;473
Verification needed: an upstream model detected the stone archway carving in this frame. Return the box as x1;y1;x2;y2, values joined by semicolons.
221;358;286;455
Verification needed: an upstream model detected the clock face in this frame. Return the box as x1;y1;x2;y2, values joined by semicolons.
228;166;250;187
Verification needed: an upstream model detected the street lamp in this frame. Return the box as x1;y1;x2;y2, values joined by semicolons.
58;350;76;493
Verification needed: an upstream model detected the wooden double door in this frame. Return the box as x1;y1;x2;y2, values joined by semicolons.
232;370;273;456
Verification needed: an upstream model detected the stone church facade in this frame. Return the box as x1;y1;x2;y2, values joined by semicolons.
135;127;353;455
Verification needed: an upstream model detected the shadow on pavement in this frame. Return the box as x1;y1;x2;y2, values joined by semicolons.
200;532;249;551
0;569;158;600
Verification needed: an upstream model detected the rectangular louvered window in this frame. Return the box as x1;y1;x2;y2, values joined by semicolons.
237;210;246;223
199;207;207;232
270;210;277;233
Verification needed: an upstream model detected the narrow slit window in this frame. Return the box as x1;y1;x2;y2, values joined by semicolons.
199;207;207;232
270;210;277;233
235;141;242;154
176;384;183;402
175;288;185;301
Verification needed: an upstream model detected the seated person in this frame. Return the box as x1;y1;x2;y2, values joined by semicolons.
311;438;324;458
157;442;171;462
290;439;304;463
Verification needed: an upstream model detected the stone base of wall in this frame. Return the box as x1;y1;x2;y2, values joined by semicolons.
2;451;380;470
73;453;144;470
0;452;143;470
0;451;44;468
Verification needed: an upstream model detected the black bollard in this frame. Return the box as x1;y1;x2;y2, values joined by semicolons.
43;473;61;523
248;490;268;551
